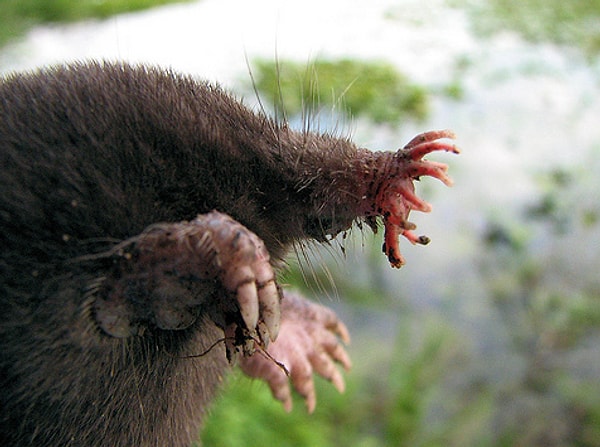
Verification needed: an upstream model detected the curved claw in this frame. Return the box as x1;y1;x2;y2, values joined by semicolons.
206;214;283;348
258;280;281;342
236;281;260;334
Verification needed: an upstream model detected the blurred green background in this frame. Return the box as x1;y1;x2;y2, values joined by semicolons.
1;1;600;446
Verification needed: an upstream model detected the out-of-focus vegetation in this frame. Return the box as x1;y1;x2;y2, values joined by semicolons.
251;58;430;125
451;0;600;58
474;158;600;445
0;0;192;47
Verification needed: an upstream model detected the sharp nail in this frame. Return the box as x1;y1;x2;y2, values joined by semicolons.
237;282;259;331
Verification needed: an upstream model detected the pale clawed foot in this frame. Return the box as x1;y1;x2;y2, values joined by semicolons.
238;291;351;413
93;211;282;350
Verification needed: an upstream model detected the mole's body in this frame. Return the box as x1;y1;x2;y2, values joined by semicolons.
0;62;457;446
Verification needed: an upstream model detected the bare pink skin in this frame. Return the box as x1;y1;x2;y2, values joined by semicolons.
355;129;459;268
238;291;351;413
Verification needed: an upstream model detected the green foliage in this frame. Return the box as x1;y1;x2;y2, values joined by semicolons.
251;58;430;126
526;166;600;234
0;0;192;47
452;0;600;57
384;320;457;446
199;373;329;447
199;370;374;447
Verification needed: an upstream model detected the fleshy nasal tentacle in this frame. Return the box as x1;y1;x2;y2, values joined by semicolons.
409;160;454;187
388;186;433;213
405;140;460;161
403;129;457;150
358;130;459;268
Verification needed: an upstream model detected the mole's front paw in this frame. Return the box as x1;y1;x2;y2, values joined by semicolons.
238;291;351;413
206;213;282;343
92;211;282;344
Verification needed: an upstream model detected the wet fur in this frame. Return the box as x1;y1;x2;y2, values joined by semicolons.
0;62;363;446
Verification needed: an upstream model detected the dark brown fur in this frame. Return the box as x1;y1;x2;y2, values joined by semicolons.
0;62;366;446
